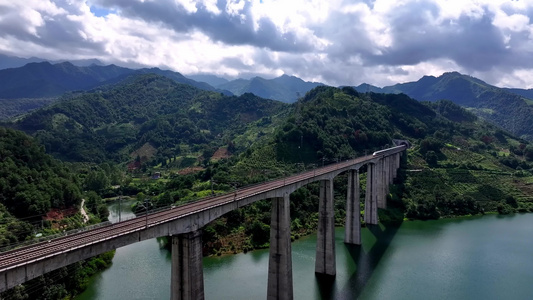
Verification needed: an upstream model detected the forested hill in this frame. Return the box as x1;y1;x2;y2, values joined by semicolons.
6;74;287;163
355;72;533;141
0;127;83;244
272;87;436;163
235;86;533;221
254;86;477;164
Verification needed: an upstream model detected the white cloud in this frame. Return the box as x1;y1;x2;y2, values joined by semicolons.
341;2;392;50
173;0;198;13
201;0;221;15
496;69;533;89
2;0;533;88
493;10;530;32
434;0;485;21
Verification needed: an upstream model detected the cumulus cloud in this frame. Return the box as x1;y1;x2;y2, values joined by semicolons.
1;0;533;88
91;0;318;52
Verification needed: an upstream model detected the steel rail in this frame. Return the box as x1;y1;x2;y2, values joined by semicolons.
0;146;405;273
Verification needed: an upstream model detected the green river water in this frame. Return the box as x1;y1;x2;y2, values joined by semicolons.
76;200;533;299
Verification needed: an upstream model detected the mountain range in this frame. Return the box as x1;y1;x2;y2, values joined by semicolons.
354;72;533;140
2;56;533;141
0;53;104;69
0;62;321;103
0;54;321;103
0;61;223;100
206;74;323;103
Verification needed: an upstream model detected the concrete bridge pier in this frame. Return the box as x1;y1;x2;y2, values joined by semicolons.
170;230;205;300
315;179;336;276
378;157;391;209
344;169;361;245
393;153;400;179
267;194;293;300
383;157;390;194
376;159;386;209
388;156;394;184
364;164;378;225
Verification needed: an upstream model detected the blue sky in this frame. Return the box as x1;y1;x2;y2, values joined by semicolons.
1;0;533;88
89;5;112;17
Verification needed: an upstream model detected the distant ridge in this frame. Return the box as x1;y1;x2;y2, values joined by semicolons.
216;74;324;103
0;61;223;99
186;74;229;87
0;53;105;69
355;71;533;141
502;87;533;100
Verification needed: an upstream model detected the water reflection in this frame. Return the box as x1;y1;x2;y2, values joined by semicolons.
78;203;533;300
338;222;402;299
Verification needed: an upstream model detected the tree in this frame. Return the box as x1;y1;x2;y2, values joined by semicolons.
419;138;443;155
85;170;110;193
247;220;270;247
506;195;518;208
425;151;438;167
86;191;101;215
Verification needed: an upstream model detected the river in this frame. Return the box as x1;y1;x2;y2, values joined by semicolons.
77;201;533;299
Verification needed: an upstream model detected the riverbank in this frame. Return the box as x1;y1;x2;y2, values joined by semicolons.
98;191;530;264
206;206;529;257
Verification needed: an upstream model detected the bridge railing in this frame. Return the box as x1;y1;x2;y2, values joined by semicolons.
0;149;405;253
0;221;112;253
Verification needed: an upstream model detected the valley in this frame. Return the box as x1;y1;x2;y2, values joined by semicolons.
3;2;533;299
1;64;533;299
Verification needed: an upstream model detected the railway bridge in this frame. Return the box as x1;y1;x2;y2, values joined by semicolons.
0;145;406;300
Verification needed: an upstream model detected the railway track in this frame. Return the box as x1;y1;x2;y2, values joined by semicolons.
0;149;403;274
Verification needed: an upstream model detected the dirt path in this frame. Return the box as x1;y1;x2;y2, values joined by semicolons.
80;199;89;224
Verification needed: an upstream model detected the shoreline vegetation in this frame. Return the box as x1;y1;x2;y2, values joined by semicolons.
149;196;527;258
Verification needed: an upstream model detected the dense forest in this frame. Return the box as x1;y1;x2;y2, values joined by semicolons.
0;127;114;299
2;78;533;298
0;128;82;221
5;74;286;163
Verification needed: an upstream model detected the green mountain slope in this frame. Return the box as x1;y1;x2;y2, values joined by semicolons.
356;72;533;141
0;97;57;120
6;80;533;219
0;127;83;242
232;86;533;221
0;126;118;299
6;74;286;163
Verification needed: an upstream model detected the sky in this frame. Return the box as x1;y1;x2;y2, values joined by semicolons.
1;0;533;88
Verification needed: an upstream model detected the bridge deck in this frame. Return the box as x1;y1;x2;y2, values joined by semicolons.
0;146;405;282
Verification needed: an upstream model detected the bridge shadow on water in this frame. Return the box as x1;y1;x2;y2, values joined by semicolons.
315;221;403;300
